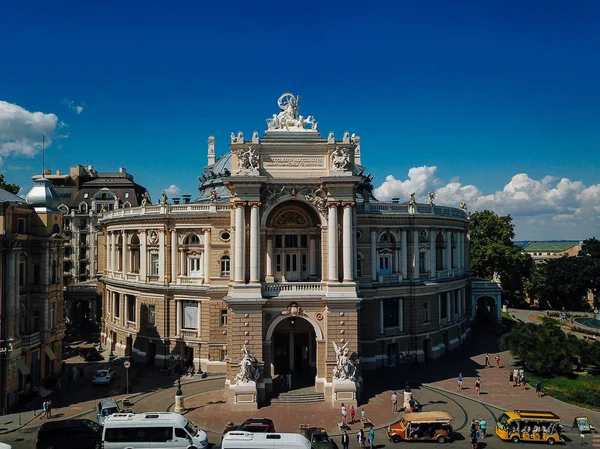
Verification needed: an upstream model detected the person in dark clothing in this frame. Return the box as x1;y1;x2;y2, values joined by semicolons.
341;430;350;449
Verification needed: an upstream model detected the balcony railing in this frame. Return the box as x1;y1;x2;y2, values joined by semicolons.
378;273;403;284
180;329;198;339
126;321;137;331
100;203;231;221
21;332;41;349
125;273;140;282
435;269;464;279
261;282;323;297
176;276;204;285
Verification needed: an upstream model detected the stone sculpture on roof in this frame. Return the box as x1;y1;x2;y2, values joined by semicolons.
266;93;317;130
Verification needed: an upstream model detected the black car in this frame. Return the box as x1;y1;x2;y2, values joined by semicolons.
300;427;338;449
223;418;276;439
80;347;103;362
36;419;101;449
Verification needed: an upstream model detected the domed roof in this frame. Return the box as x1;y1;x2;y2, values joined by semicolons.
196;152;232;203
25;176;61;212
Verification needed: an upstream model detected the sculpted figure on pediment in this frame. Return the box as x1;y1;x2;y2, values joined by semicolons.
331;147;350;170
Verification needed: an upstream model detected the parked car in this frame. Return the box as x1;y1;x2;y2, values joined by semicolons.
36;419;101;449
82;348;103;362
223;418;276;438
0;441;12;449
92;368;115;385
300;426;336;449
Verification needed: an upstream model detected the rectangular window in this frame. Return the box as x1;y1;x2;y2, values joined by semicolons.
276;254;281;272
220;348;228;362
275;235;282;248
285;234;298;248
383;298;399;328
301;254;307;272
17;218;26;234
50;302;57;328
423;303;430;322
300;234;308;248
436;247;444;270
33;264;40;284
220;309;228;327
182;301;199;330
127;295;136;322
419;252;426;273
148;305;156;326
114;293;120;318
356;257;363;277
19;261;26;286
151;253;159;275
220;256;230;276
33;310;41;332
440;294;447;319
106;293;111;314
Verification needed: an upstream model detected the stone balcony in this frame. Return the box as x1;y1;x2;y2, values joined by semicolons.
261;282;324;298
176;276;204;286
180;329;199;339
377;273;403;284
100;203;231;222
21;331;41;349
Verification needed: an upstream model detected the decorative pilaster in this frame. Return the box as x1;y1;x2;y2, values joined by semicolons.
370;230;377;282
111;232;117;273
121;231;127;272
170;229;178;283
342;201;354;282
234;201;246;283
158;230;166;281
445;231;451;271
327;202;339;282
413;231;420;279
266;237;274;281
309;237;317;277
401;230;407;277
139;230;147;282
249;201;261;283
430;230;436;279
204;228;211;285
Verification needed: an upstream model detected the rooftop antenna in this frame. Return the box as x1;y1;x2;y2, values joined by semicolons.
42;134;46;177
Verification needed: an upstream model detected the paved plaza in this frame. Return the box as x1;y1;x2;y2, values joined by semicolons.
2;325;599;449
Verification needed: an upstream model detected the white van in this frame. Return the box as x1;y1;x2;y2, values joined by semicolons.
102;412;208;449
221;431;311;449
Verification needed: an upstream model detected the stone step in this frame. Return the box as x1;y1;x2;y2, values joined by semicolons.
271;391;325;403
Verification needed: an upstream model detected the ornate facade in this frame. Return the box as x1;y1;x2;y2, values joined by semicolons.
0;180;66;413
100;94;472;408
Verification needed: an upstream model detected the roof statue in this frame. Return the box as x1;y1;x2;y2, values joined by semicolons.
427;191;435;206
267;93;318;131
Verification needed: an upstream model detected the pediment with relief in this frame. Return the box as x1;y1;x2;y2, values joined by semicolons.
274;210;308;227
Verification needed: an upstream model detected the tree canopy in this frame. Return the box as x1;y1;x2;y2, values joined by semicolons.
0;174;21;194
579;238;600;308
469;210;533;306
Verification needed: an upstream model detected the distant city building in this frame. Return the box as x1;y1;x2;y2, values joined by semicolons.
0;180;66;413
523;241;582;264
33;166;150;326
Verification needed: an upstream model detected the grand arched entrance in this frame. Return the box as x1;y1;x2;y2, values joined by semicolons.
476;296;497;323
271;317;316;390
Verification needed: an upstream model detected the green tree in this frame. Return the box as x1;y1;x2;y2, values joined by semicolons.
579;238;600;308
538;256;590;311
469;210;533;306
0;174;21;194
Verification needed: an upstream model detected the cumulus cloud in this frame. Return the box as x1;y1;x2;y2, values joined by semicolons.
62;98;84;114
374;166;600;240
0;100;61;166
163;184;181;197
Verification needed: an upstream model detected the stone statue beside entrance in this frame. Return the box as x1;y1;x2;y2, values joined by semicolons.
235;344;260;385
332;341;357;382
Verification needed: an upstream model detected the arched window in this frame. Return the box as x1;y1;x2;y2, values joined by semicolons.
436;233;445;270
356;254;364;277
51;260;57;284
220;255;231;276
451;233;456;269
79;202;88;213
130;234;140;273
187;234;201;245
423;302;430;322
117;235;123;271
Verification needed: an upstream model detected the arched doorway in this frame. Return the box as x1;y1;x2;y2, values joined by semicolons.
271;317;317;390
476;296;497;323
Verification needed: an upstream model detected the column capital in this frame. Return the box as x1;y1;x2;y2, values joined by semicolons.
234;201;247;208
327;201;340;208
138;229;147;234
341;201;355;208
169;229;177;234
204;227;211;234
248;201;262;208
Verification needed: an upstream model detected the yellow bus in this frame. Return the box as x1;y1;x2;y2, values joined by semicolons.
496;410;564;445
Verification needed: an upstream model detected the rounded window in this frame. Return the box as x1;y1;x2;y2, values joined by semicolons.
220;231;231;242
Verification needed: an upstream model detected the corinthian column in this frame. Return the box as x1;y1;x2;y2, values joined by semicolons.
342;201;354;282
170;229;178;284
327;202;339;282
234;201;246;283
445;230;451;271
370;230;377;282
204;228;211;284
249;201;261;283
413;230;420;279
430;230;437;279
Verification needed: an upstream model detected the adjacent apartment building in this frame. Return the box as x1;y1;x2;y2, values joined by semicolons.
0;179;66;413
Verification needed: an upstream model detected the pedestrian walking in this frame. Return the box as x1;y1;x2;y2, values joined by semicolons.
484;353;491;367
521;374;527;391
409;397;416;412
536;380;542;397
470;426;478;449
41;401;47;420
341;430;350;449
47;400;52;418
286;372;292;391
457;372;463;390
368;427;375;449
350;405;356;423
474;377;481;395
495;354;500;368
513;368;519;386
357;429;365;449
391;391;398;413
361;408;366;421
509;371;514;386
341;403;348;426
479;418;487;437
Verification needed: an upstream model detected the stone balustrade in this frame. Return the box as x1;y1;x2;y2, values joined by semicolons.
261;282;323;297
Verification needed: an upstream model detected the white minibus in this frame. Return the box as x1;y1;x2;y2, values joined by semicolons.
221;431;311;449
102;412;208;449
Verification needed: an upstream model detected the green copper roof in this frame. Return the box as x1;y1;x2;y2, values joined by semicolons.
524;241;580;252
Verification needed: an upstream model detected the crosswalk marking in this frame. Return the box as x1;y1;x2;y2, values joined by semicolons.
592;434;600;448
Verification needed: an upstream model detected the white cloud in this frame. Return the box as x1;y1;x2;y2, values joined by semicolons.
0;100;61;166
374;166;600;240
164;184;181;198
62;98;84;114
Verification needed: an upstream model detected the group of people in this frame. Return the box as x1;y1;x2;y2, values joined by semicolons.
280;372;292;392
341;427;375;449
457;373;483;395
509;368;527;390
469;418;488;448
508;421;557;437
340;403;368;426
483;352;501;368
40;400;53;419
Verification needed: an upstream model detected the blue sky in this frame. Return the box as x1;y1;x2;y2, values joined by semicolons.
1;1;599;240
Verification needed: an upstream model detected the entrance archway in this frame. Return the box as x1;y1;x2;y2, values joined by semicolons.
268;316;320;391
476;296;497;323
